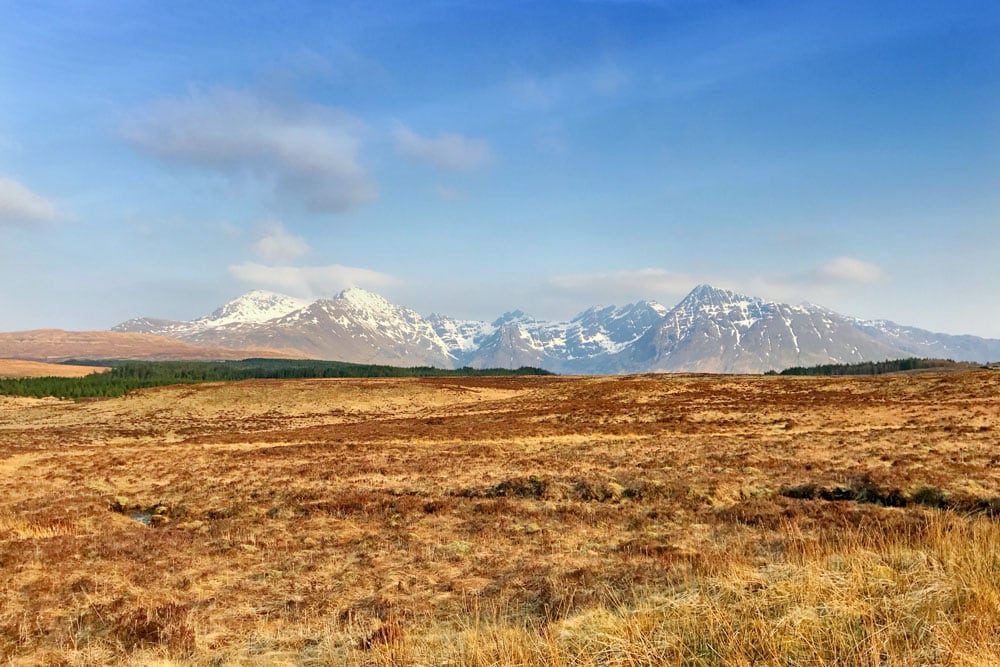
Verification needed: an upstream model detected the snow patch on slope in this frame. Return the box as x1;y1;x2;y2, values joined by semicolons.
200;290;309;327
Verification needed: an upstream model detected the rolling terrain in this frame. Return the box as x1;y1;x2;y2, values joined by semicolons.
0;359;109;378
0;329;305;362
2;371;999;664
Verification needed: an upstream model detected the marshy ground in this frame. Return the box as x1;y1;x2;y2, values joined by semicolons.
2;371;999;665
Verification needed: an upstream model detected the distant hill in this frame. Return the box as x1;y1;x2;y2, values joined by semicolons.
0;329;303;362
0;359;110;378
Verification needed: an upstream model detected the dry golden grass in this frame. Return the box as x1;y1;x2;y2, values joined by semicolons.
1;371;999;665
0;359;109;378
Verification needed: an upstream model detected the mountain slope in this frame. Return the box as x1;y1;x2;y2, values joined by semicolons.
615;285;908;373
461;313;563;370
427;315;495;358
113;290;307;337
0;330;301;362
179;289;455;367
855;320;1000;364
108;285;1000;373
459;300;668;372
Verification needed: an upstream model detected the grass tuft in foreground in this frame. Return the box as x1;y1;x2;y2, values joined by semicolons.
3;372;1000;664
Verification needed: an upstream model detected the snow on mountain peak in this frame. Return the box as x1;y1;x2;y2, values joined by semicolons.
108;282;1000;373
427;314;496;354
492;310;530;327
337;287;396;313
646;301;669;317
680;284;755;308
202;290;308;327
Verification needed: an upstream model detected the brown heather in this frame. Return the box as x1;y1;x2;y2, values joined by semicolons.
0;360;110;379
1;371;999;665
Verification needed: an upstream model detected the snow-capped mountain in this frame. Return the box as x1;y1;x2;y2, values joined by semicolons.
853;319;1000;363
426;314;495;356
114;290;307;337
199;290;308;327
567;300;669;357
458;301;669;372
461;312;568;370
614;285;905;373
181;288;455;367
111;285;1000;373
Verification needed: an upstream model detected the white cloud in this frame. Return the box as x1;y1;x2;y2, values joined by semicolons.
544;257;884;312
229;262;398;299
546;268;698;302
251;221;310;261
393;124;491;171
124;88;376;212
741;256;886;305
0;176;57;226
817;256;883;284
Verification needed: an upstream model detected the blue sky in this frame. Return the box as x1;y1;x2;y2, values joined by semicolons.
1;0;998;335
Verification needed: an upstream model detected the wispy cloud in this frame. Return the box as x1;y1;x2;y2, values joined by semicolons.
816;256;883;284
507;60;629;113
124;88;376;213
229;262;398;299
393;124;491;171
250;221;310;261
0;176;57;226
546;268;697;302
743;256;886;306
433;185;463;201
545;257;885;310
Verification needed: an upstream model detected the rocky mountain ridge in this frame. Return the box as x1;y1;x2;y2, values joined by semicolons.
112;285;1000;373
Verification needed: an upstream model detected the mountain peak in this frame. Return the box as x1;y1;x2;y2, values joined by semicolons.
571;300;668;324
109;283;1000;374
677;284;757;308
240;289;290;299
204;290;308;326
336;287;395;312
687;283;740;299
492;310;529;327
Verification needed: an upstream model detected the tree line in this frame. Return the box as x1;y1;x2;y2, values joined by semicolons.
0;359;552;399
774;357;970;376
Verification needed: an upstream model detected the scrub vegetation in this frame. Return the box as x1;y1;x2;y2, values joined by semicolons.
776;357;980;376
1;371;999;665
0;359;550;399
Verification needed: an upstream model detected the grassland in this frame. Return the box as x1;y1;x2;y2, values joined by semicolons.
0;359;109;379
0;359;550;399
1;371;999;665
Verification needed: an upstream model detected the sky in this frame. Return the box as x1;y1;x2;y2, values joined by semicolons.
1;0;998;336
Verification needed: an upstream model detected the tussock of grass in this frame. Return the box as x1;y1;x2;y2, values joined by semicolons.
335;514;1000;666
3;372;1000;664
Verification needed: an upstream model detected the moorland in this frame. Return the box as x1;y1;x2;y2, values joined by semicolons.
2;370;999;665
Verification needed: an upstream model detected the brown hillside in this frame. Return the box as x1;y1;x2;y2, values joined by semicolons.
0;359;110;378
0;329;306;362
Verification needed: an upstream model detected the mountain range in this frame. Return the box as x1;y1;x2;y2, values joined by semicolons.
111;285;1000;373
